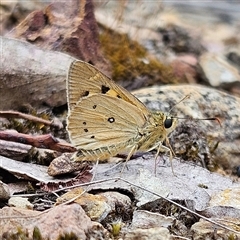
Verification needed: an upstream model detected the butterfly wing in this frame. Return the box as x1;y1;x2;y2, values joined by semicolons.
67;94;147;151
67;60;153;161
67;60;149;114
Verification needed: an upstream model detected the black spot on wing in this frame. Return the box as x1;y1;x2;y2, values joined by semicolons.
83;91;89;97
101;85;110;94
108;117;115;123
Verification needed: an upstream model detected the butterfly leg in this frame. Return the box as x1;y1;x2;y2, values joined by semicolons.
155;137;175;175
91;159;99;182
120;145;138;176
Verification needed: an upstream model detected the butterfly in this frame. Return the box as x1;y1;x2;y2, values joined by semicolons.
66;60;177;171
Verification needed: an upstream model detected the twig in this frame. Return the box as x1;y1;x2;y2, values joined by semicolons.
0;130;76;153
0;110;62;129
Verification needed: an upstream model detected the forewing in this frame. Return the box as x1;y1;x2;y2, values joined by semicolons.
67;60;148;114
67;94;147;150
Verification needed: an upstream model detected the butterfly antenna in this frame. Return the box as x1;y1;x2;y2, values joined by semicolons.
168;94;222;127
172;116;222;127
168;94;191;114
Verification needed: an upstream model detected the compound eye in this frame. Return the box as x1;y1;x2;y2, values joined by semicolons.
164;118;173;128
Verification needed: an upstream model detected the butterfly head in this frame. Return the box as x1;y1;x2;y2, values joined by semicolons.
163;115;178;135
151;111;177;136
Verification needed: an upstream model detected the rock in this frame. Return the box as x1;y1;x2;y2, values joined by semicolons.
0;155;67;183
191;219;240;239
158;25;204;55
0;1;46;35
125;227;171;240
1;0;111;111
8;196;33;209
47;153;84;176
0;181;10;200
99;191;132;220
0;203;108;240
0;37;74;110
131;210;174;229
171;54;198;82
7;1;110;74
209;187;240;209
199;53;240;88
56;188;111;222
227;51;240;71
92;157;239;215
132;168;169;207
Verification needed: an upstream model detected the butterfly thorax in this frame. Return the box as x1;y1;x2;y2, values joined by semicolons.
137;111;177;151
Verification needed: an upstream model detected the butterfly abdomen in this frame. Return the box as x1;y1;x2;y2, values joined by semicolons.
73;147;116;161
72;138;138;162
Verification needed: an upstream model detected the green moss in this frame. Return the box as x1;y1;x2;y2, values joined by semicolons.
33;227;43;240
57;232;79;240
2;227;80;240
228;234;239;240
2;226;45;240
111;221;122;237
206;139;220;172
100;30;178;89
